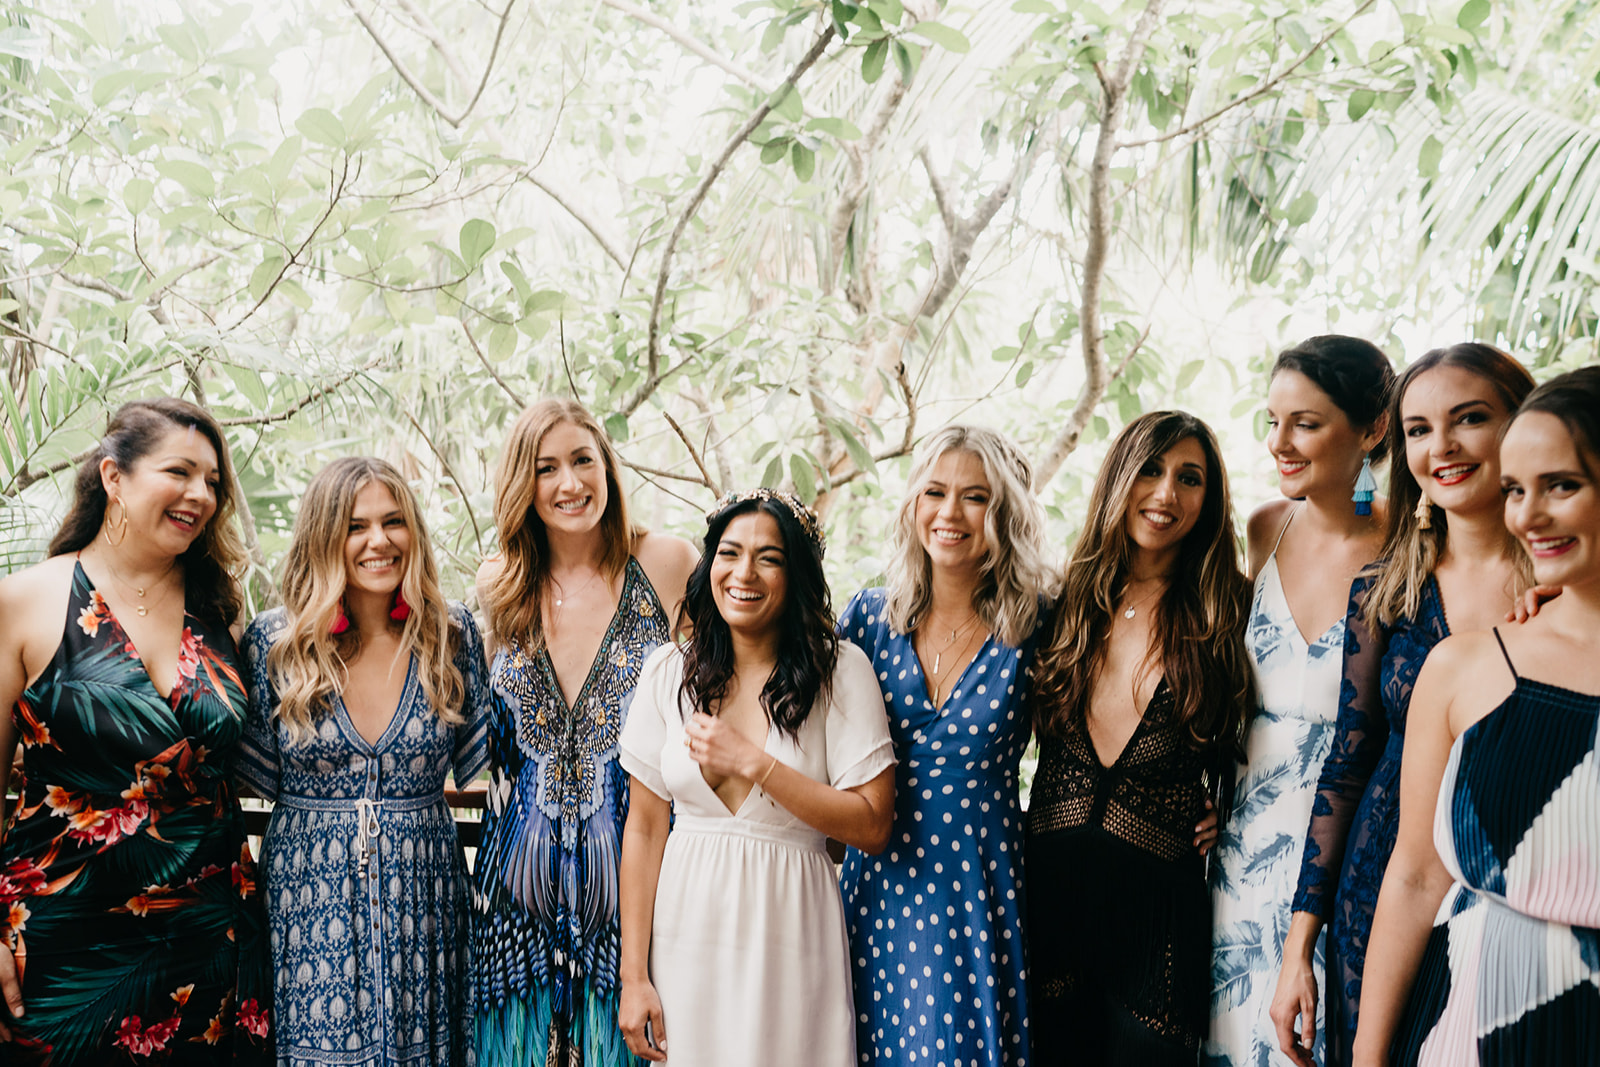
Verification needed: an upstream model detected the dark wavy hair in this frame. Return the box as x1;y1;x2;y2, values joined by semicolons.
49;397;246;629
1508;365;1600;478
675;495;838;740
1273;334;1396;461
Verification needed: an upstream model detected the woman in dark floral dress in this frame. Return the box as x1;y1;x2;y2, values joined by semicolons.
0;397;272;1065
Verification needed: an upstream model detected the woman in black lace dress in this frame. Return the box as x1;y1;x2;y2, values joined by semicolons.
1027;411;1253;1065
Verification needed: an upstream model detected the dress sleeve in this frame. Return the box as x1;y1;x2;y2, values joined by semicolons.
824;642;897;791
236;613;284;802
450;604;492;786
618;646;677;802
1291;574;1390;917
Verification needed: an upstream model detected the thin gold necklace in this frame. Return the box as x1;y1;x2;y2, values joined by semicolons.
99;550;179;618
1119;581;1167;620
550;568;604;609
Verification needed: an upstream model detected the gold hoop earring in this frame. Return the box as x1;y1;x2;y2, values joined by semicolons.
104;498;129;546
1414;492;1433;531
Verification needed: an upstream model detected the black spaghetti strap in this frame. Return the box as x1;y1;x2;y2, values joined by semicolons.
1491;627;1519;681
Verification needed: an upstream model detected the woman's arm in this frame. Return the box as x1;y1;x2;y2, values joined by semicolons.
618;779;672;1062
0;598;24;1040
1349;647;1465;1067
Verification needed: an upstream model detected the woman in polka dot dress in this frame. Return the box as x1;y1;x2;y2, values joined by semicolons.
836;426;1057;1066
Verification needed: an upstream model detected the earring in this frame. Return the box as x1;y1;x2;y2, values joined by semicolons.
330;605;351;635
103;498;129;547
1414;492;1433;530
389;592;411;621
1352;453;1377;517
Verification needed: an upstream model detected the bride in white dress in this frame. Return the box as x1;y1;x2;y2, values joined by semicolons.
617;489;896;1065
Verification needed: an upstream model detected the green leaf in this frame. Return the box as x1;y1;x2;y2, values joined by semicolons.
1347;89;1375;121
830;420;877;475
155;159;214;198
791;142;816;182
604;413;630;442
459;218;496;269
1418;134;1443;178
806;116;862;141
862;38;888;83
770;85;804;122
488;323;518;362
247;255;285;302
527;289;566;313
295;107;347;147
222;364;268;408
760;137;791;164
1175;359;1204;390
1285;190;1318;226
789;454;817;503
1014;361;1033;387
501;261;533;303
92;70;140;107
991;345;1019;362
892;39;918;82
122;178;154;216
1457;0;1490;30
760;456;783;488
907;20;970;53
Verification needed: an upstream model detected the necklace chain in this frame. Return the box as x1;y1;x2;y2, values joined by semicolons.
1119;579;1168;620
96;548;178;619
550;568;604;609
922;610;982;707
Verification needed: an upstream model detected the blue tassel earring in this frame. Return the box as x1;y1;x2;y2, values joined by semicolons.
1353;453;1377;516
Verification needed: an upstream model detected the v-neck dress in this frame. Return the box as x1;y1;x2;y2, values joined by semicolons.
0;562;273;1065
1026;679;1217;1066
471;558;670;1067
1206;554;1344;1066
835;588;1036;1065
618;642;896;1067
237;603;491;1067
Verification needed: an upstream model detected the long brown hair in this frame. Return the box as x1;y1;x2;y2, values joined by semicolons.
481;399;634;649
49;397;246;629
1032;411;1252;762
267;457;463;738
1362;343;1535;629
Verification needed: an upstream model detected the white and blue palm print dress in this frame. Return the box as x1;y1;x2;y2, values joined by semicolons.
1206;535;1343;1067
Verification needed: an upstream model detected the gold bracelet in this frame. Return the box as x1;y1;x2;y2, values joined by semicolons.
757;755;779;789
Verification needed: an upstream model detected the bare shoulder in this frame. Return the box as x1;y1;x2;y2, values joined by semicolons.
0;554;76;612
474;554;505;601
1245;499;1295;577
0;555;78;670
1418;630;1518;731
634;531;698;605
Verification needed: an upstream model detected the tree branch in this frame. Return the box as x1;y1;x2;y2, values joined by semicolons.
599;0;772;92
1035;0;1166;490
626;24;838;418
1119;0;1376;150
523;174;629;268
459;318;528;407
344;0;517;128
217;357;383;426
404;409;484;553
828;75;906;294
661;410;719;494
231;157;351;331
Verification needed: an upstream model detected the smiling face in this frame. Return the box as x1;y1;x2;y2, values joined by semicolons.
101;425;220;557
710;510;789;639
1266;368;1375;501
533;420;609;536
1124;435;1208;568
343;480;412;602
1401;365;1516;519
1501;412;1600;590
914;449;992;576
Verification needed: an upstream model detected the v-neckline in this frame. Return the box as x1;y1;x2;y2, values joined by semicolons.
693;725;774;818
910;628;994;714
334;652;419;753
1263;555;1343;649
1088;677;1168;771
536;559;642;718
78;560;187;703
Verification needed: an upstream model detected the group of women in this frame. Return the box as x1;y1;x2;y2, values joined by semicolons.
0;340;1594;1067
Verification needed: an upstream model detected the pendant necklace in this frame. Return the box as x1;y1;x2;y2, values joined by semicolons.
101;553;177;618
1120;581;1167;620
551;569;603;609
927;611;980;676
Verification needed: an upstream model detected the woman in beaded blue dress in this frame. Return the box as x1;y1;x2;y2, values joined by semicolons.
1272;344;1535;1066
238;456;491;1066
470;399;697;1067
836;425;1056;1066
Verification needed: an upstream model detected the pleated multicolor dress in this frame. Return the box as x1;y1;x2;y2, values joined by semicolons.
0;561;273;1065
1392;630;1600;1066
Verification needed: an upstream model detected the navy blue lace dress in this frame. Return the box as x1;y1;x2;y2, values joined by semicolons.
1291;573;1450;1064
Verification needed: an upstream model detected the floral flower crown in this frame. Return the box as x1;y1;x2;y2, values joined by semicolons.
706;488;826;558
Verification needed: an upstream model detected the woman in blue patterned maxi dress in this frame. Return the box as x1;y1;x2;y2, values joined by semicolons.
469;400;697;1067
238;458;490;1067
837;426;1057;1066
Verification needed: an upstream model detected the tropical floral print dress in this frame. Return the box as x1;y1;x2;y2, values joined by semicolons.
0;561;273;1065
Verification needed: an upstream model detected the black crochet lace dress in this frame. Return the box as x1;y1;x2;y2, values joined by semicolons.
1026;679;1217;1066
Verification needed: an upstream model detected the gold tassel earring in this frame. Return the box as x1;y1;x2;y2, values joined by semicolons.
1414;492;1433;531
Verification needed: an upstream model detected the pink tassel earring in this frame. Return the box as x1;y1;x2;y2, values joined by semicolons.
330;605;351;634
390;592;411;621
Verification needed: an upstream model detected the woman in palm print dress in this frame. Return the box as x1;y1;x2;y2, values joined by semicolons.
0;397;272;1064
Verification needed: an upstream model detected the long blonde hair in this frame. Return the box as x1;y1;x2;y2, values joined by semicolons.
884;425;1054;647
1032;411;1252;760
267;457;463;738
482;399;634;650
1362;343;1535;629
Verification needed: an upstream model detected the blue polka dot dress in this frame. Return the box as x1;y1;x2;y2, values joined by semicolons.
837;588;1034;1065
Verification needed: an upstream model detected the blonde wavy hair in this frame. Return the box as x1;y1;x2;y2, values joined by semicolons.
1032;411;1252;760
267;457;463;738
482;399;635;650
883;425;1054;648
1361;343;1535;630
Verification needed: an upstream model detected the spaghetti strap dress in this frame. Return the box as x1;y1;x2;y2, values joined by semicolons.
0;561;273;1065
1207;511;1343;1066
1026;680;1217;1066
471;557;669;1067
1392;630;1600;1066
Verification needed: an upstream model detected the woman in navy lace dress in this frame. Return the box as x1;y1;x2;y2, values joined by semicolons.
1273;344;1535;1065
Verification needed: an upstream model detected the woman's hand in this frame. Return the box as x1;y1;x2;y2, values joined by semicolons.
684;712;766;781
0;941;23;1041
1505;584;1560;623
1194;798;1219;854
619;978;667;1062
1269;951;1318;1067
